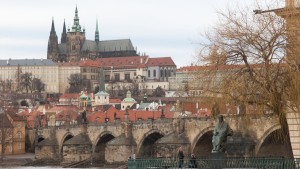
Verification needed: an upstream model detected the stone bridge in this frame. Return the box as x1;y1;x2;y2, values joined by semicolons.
28;114;290;164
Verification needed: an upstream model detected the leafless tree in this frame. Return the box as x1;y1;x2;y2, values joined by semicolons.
195;2;297;154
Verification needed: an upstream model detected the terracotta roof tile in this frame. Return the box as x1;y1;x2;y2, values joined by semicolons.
96;56;148;69
146;57;176;67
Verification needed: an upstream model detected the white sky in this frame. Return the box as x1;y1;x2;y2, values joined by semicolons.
0;0;283;67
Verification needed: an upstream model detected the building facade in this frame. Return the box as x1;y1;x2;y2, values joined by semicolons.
47;7;138;62
0;59;59;93
0;111;26;155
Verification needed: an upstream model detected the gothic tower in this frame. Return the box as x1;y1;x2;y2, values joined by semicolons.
95;19;99;42
61;19;67;43
47;18;59;61
275;0;300;66
66;6;86;62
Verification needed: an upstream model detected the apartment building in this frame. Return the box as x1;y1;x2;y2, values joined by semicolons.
0;59;59;93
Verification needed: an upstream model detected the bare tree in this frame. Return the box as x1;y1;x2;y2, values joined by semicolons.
152;86;165;97
20;72;33;93
67;73;92;93
32;78;45;93
195;2;296;154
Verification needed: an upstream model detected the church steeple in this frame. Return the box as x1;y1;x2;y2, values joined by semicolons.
47;18;59;61
50;18;56;34
61;19;67;43
95;19;99;42
71;5;82;32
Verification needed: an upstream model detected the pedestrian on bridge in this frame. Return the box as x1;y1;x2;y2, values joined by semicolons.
178;146;184;168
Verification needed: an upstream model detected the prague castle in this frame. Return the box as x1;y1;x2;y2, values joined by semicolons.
47;6;138;62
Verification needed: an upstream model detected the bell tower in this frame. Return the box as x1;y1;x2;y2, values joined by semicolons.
65;6;86;62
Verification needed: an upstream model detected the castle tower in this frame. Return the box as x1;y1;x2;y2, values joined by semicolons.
275;0;300;66
61;19;67;43
47;18;59;62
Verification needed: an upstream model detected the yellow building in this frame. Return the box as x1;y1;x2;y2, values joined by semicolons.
0;110;26;155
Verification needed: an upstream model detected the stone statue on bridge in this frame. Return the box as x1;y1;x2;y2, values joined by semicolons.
212;115;232;153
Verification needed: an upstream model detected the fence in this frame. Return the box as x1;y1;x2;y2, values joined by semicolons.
128;157;300;169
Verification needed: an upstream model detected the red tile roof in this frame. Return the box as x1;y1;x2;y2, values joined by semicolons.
87;106;174;123
55;110;78;121
96;56;148;69
146;57;176;67
109;99;122;103
58;59;100;67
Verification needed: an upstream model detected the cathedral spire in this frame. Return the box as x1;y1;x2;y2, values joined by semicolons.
61;19;67;43
71;5;82;32
95;19;99;42
47;18;59;61
50;17;56;34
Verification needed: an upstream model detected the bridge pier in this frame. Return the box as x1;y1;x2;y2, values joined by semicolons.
286;112;300;158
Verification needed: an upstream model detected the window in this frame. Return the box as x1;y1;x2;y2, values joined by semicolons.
160;70;163;77
18;132;21;139
18;143;22;150
105;75;110;82
114;74;120;81
153;70;156;77
148;70;151;77
125;74;130;81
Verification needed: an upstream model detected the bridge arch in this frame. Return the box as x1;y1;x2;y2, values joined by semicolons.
137;129;165;158
59;132;74;161
255;124;281;156
191;126;215;157
93;131;116;162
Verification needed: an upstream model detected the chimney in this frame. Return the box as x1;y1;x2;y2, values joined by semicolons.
140;58;143;64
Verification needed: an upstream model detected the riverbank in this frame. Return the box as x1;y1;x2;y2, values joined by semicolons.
0;153;35;167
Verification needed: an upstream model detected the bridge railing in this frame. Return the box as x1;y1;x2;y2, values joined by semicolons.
128;157;300;169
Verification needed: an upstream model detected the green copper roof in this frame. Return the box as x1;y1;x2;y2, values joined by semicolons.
80;93;88;99
71;6;82;32
122;97;136;102
95;91;109;96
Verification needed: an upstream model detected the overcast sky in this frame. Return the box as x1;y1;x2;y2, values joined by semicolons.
0;0;282;67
